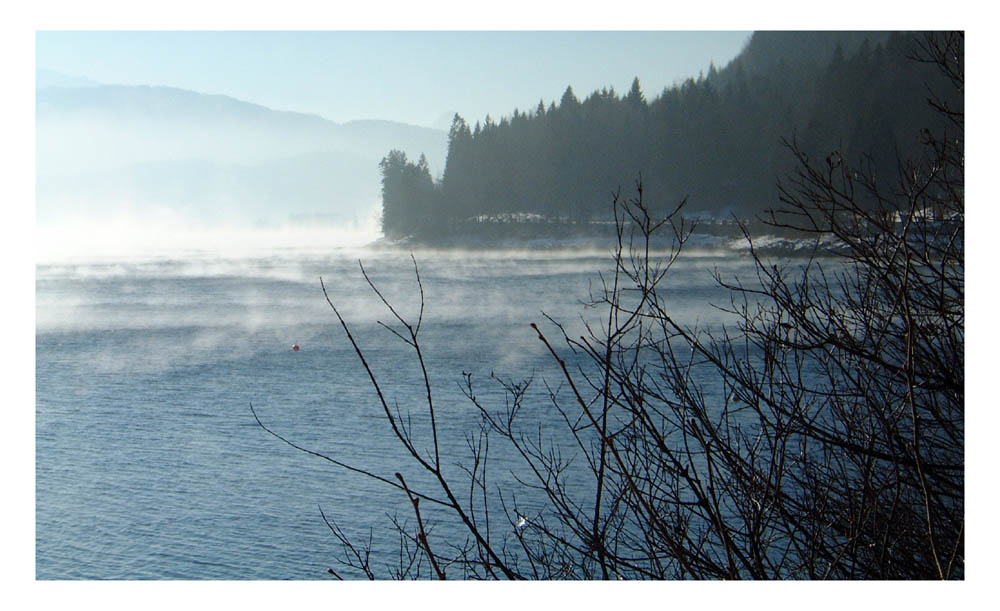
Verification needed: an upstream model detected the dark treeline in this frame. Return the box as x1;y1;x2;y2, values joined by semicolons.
379;31;961;242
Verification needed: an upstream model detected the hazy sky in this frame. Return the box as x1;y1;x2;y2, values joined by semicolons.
36;30;751;128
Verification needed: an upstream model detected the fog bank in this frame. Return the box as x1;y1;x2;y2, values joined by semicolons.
36;207;382;264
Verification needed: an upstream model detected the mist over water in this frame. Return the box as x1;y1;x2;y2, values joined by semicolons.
36;239;753;579
36;207;384;265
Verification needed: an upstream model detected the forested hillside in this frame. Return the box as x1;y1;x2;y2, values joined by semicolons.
379;31;961;241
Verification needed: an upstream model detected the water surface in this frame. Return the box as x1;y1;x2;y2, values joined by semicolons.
36;246;753;579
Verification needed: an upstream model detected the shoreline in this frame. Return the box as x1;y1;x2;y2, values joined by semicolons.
368;230;844;258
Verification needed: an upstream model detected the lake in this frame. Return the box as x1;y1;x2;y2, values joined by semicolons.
36;245;754;579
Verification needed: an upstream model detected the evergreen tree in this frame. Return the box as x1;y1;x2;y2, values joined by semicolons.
375;31;959;241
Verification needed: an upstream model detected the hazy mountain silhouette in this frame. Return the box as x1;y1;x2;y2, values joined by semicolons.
36;76;448;226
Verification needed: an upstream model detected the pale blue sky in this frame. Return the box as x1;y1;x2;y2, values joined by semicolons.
36;30;752;127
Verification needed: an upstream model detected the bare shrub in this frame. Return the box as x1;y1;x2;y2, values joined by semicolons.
252;32;962;580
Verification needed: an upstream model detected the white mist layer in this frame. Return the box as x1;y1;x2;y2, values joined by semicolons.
36;206;382;264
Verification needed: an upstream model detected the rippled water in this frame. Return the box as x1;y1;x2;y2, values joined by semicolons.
36;247;752;579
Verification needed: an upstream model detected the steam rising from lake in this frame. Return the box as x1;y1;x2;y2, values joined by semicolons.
36;233;760;578
36;235;748;379
36;206;383;264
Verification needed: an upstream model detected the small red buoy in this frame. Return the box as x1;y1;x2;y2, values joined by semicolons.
292;344;300;351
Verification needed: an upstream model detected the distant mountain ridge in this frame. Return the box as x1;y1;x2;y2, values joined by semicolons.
36;74;448;227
